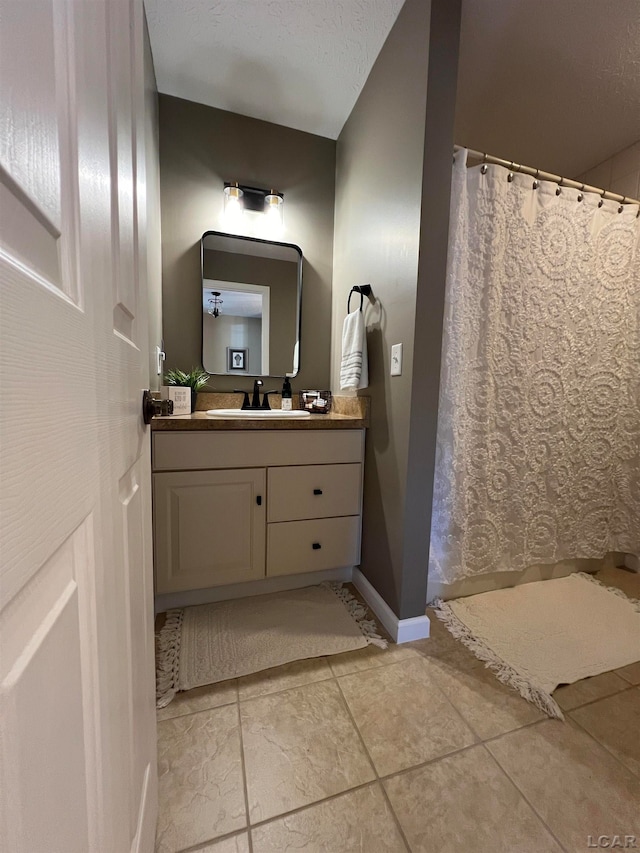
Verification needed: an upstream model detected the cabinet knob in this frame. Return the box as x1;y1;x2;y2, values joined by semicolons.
256;495;262;506
313;488;323;495
312;542;322;550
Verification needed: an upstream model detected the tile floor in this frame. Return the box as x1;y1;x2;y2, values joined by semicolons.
156;571;640;852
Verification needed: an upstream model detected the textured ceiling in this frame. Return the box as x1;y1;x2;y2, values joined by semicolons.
203;285;262;318
455;0;640;177
146;0;639;171
145;0;406;139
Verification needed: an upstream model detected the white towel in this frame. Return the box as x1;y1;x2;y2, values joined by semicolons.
340;309;368;390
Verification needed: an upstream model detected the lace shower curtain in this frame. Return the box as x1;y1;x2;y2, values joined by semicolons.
429;149;640;585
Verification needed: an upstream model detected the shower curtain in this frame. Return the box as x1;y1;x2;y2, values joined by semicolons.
429;149;640;585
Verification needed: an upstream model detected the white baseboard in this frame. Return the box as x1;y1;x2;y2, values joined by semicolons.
155;566;353;613
352;568;430;644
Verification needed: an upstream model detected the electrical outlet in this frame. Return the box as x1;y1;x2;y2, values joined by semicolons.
391;343;403;376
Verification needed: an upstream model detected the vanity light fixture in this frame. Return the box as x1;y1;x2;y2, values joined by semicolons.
207;291;223;318
223;182;284;230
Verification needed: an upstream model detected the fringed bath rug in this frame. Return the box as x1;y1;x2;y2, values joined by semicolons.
434;572;640;720
156;583;386;708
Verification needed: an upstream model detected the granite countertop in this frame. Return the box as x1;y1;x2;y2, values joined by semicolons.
150;393;370;431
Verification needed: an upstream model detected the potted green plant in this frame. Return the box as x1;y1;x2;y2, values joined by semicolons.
164;366;210;413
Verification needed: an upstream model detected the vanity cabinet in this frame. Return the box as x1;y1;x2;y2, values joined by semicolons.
152;430;364;595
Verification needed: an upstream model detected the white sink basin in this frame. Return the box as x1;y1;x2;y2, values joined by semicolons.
205;408;311;419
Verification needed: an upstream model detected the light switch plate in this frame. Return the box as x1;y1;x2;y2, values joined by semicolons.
391;343;403;376
155;345;166;376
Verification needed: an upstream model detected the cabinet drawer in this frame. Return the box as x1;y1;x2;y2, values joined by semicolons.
268;464;362;522
267;516;360;577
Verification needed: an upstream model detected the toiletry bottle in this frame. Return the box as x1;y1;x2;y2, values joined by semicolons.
281;377;292;411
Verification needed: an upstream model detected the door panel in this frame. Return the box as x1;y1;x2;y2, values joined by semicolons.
107;0;138;344
0;521;93;853
0;0;78;300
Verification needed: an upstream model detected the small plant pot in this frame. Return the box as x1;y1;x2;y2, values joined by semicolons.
191;390;198;412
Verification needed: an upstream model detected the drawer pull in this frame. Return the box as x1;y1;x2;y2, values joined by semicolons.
312;542;322;550
313;488;323;495
256;495;262;506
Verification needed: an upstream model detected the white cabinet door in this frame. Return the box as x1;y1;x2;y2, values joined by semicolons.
154;469;267;593
0;2;157;851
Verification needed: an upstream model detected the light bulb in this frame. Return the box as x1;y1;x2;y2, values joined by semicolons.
223;184;244;228
264;192;284;235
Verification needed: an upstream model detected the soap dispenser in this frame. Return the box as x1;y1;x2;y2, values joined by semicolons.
281;376;292;411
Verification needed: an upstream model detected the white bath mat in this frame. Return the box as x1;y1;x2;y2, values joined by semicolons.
156;584;386;708
435;572;640;719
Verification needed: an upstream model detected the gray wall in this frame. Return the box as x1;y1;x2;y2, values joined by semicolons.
159;94;335;390
331;0;461;619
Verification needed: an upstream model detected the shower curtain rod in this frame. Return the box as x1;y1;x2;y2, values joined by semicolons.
454;145;640;207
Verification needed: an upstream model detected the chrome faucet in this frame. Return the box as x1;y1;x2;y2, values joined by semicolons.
234;379;278;411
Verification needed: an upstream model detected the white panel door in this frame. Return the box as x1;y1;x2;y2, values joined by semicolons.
0;1;157;852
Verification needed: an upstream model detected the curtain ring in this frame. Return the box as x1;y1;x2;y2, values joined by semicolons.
532;168;540;190
618;196;627;213
556;177;564;196
577;184;585;202
507;161;514;182
598;189;606;208
480;152;488;175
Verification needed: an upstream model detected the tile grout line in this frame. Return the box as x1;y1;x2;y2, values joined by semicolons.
479;739;570;853
157;640;474;723
247;780;385;834
232;672;388;839
177;827;248;853
333;674;412;852
377;707;562;787
235;693;628;850
157;665;637;725
556;680;636;715
238;666;335;705
156;695;238;724
159;649;639;847
164;657;560;846
235;699;255;853
567;704;640;781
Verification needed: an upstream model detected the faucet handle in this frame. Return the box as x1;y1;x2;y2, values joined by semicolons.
233;390;251;410
261;390;279;410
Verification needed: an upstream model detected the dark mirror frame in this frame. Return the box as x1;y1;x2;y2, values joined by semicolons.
200;230;303;379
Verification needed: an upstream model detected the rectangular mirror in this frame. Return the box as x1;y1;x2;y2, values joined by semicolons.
201;231;302;378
